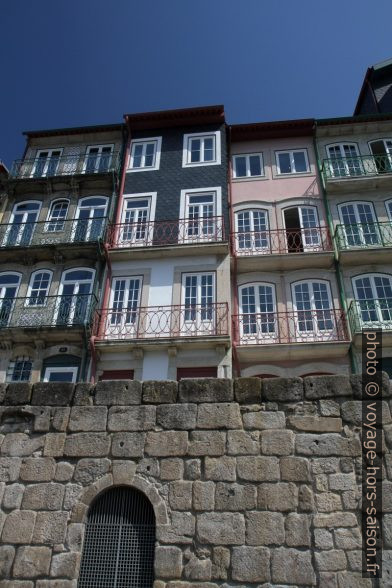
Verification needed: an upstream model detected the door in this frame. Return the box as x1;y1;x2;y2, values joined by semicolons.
184;193;216;242
235;210;269;253
292;281;334;341
239;283;276;343
284;206;320;252
4;201;41;247
107;277;142;337
32;149;62;177
182;273;215;335
353;274;392;327
369;139;392;173
56;269;94;326
84;145;113;174
120;198;151;246
327;144;362;177
338;202;379;247
0;273;21;327
73;197;108;242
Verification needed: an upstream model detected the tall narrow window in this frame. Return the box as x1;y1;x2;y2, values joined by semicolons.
107;277;142;336
0;272;21;327
283;206;321;252
183;273;215;333
353;274;392;325
326;143;362;177
120;197;151;245
338;202;379;247
369;139;392;173
46;200;69;232
185;193;215;241
73;196;108;242
32;149;62;177
239;283;276;342
78;487;155;588
27;270;52;306
292;280;334;339
235;209;269;253
84;145;113;173
4;201;41;247
57;268;95;326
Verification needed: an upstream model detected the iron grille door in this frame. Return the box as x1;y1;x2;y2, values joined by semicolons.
78;487;155;588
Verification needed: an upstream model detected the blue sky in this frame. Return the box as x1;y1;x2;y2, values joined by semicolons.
1;0;391;166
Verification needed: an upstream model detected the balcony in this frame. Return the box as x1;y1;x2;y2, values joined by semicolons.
335;222;392;265
95;303;229;348
0;218;107;262
108;217;227;259
0;294;97;342
321;155;392;192
9;152;121;181
233;308;349;362
232;227;333;271
348;299;392;346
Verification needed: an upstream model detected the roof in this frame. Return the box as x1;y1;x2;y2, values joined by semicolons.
23;122;123;138
317;112;392;126
0;160;9;176
354;58;392;115
125;105;225;130
230;118;315;140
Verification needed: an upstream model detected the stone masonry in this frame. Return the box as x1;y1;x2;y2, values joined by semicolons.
0;375;391;587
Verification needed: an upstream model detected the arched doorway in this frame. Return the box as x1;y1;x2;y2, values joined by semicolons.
78;486;155;587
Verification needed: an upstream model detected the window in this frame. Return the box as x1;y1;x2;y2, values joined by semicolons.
326;143;362;177
239;283;276;342
26;270;52;306
338;202;379;247
233;153;264;178
0;272;21;326
283;206;321;252
32;148;63;177
4;201;41;247
128;137;162;171
235;209;269;253
56;268;95;325
106;277;142;337
84;145;113;173
43;367;78;382
182;131;221;167
369;139;392;173
119;194;156;246
46;200;69;232
7;357;32;382
182;273;215;333
353;274;392;326
73;196;108;242
276;149;309;174
180;188;222;243
292;280;334;339
386;199;392;220
99;370;134;380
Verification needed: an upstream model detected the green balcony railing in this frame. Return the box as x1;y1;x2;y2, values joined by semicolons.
335;222;392;250
10;151;121;179
322;155;392;180
0;294;98;330
348;299;392;334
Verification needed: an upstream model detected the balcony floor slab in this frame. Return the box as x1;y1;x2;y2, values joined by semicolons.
235;340;350;362
235;251;334;272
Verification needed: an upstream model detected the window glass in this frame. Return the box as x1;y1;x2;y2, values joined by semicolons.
184;133;219;166
47;201;69;232
28;271;52;306
129;139;160;170
233;154;263;177
277;150;309;174
249;155;262;176
278;152;292;173
293;151;307;172
7;357;32;382
234;156;247;177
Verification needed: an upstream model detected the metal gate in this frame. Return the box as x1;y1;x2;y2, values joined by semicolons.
78;486;156;587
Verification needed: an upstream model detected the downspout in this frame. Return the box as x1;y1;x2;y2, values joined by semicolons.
227;125;241;377
313;122;356;374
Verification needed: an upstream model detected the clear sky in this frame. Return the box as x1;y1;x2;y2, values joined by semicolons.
1;0;391;166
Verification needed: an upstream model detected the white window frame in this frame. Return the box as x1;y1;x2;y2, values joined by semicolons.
282;205;322;252
181;272;216;335
128;137;162;172
45;199;70;233
232;153;264;178
182;131;221;167
352;273;392;327
234;208;270;254
337;201;380;248
0;272;22;327
118;192;157;247
179;187;222;243
55;267;95;325
275;149;310;175
325;143;362;178
25;269;53;307
31;148;63;177
83;144;114;174
4;200;42;246
238;282;277;344
43;366;78;383
106;275;143;338
291;279;335;341
368;138;392;167
72;196;108;242
7;357;33;382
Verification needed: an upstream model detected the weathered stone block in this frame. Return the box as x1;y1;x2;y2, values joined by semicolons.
20;457;55;482
5;383;32;405
384;514;392;548
299;484;315;512
169;481;192;510
316;492;343;512
184;555;212;581
111;432;145;457
54;462;74;482
22;483;64;510
145;431;188;456
44;433;65;457
32;382;74;406
311;457;340;474
2;483;24;509
285;513;311;546
13;546;51;578
193;481;215;510
155;546;182;579
69;406;107;432
261;429;294;455
157;512;195;544
51;407;70;431
246;511;284;545
74;458;111;485
32;511;68;544
184;459;201;480
0;457;21;481
72;383;94;406
95;380;142;405
215;482;256;511
1;510;36;543
237;456;280;482
288;416;342;432
231;546;270;582
50;552;80;579
179;378;233;403
258;483;298;511
227;430;259;455
337;572;373;587
143;380;178;403
212;546;230;580
160;458;184;480
66;523;84;552
112;460;136;485
280;456;311;481
304;375;351;399
263;377;303;402
64;482;83;510
271;548;316;585
314;528;334;549
0;545;15;577
296;434;361;456
156;404;197;429
197;403;241;429
136;458;159;477
351;371;391;398
315;550;347;571
64;433;110;457
320;399;341;417
197;512;245;544
329;473;357;491
243;410;285;430
188;431;226;456
1;433;44;456
314;513;358;527
205;457;236;481
108;406;156;431
234;378;261;404
334;527;362;549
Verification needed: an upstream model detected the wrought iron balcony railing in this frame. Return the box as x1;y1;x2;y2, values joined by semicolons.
109;217;225;248
322;155;392;180
232;226;332;256
10;152;121;179
0;294;97;329
348;299;392;334
95;303;229;340
0;218;108;249
233;308;348;345
335;222;392;250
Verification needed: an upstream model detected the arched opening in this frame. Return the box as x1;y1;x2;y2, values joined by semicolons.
78;486;156;587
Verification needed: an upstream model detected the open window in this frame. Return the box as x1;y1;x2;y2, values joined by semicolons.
283;206;321;252
369;139;392;173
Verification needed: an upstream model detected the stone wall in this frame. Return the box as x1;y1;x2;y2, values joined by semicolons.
0;376;391;587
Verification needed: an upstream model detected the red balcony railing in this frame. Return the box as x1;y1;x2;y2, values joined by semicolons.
232;226;332;256
95;303;229;340
233;308;348;345
108;216;225;248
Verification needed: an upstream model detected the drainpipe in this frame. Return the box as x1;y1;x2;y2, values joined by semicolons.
313;122;356;374
227;126;241;377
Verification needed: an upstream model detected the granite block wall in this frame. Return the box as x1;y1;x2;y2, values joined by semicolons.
0;375;391;587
